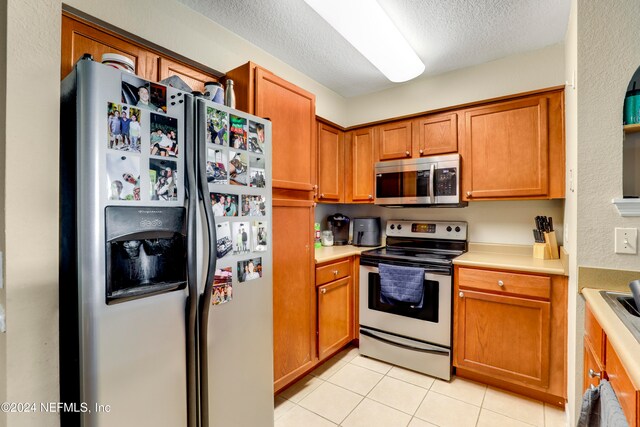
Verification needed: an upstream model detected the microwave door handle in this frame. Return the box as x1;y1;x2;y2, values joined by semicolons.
429;163;435;204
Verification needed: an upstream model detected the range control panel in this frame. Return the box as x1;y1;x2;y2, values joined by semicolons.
386;220;467;241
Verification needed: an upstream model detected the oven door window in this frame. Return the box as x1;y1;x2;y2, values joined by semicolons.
368;271;439;322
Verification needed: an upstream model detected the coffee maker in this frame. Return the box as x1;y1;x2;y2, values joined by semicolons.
327;213;350;246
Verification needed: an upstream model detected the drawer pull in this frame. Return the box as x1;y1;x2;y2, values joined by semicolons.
321;288;327;294
498;280;504;287
588;369;601;379
333;270;339;276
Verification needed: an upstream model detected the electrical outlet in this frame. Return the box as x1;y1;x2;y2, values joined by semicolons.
615;228;638;254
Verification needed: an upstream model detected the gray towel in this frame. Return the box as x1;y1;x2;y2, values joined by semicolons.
379;263;424;308
578;380;629;427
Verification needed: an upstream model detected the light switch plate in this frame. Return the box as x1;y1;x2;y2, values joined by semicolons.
615;228;638;254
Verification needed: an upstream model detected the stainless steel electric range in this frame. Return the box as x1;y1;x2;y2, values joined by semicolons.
359;220;468;381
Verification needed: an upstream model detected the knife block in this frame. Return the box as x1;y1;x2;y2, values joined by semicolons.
533;231;560;260
533;242;552;259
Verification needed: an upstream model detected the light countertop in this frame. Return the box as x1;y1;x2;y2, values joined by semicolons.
315;245;380;264
582;288;640;389
453;243;568;276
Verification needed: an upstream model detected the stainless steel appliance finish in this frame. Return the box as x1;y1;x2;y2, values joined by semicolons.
60;58;274;427
359;220;467;381
374;154;464;207
601;291;640;343
352;217;382;247
196;99;274;427
60;59;189;426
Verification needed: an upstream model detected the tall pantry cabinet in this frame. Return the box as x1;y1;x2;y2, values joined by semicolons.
226;62;317;392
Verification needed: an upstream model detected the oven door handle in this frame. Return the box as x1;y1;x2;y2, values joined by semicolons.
359;328;450;356
424;267;452;276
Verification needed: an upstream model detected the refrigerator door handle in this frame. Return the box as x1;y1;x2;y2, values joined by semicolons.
183;95;199;427
196;99;216;427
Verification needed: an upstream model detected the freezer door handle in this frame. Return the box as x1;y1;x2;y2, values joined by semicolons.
359;328;450;356
183;94;199;427
196;99;217;427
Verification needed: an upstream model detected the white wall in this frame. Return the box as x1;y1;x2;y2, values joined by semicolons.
316;200;564;246
4;1;61;426
576;1;640;269
563;0;580;424
344;44;565;126
0;0;7;425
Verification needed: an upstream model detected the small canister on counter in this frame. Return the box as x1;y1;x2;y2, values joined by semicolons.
101;53;135;74
321;231;334;247
204;81;224;104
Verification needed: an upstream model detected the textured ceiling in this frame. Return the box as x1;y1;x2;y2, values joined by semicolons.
178;0;571;97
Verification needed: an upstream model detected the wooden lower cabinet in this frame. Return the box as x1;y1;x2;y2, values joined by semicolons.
272;197;316;393
453;266;567;406
583;337;604;393
584;303;640;426
317;276;353;361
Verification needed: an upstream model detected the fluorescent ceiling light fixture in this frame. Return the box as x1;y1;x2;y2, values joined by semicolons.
303;0;425;83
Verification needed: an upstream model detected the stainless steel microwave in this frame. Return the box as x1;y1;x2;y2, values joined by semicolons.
374;154;464;207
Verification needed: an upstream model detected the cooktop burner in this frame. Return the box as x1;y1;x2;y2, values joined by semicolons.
360;220;468;267
362;247;463;266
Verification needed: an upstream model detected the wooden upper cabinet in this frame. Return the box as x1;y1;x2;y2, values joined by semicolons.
254;67;316;191
317;122;344;202
158;58;217;93
460;91;564;201
377;120;413;160
62;14;158;80
62;13;219;90
414;113;458;156
347;127;376;203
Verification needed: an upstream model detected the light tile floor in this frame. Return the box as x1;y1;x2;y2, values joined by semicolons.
274;346;568;427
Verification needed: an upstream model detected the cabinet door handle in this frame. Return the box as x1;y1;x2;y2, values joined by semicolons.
466;191;472;197
459;291;464;298
588;369;601;379
405;150;410;156
321;288;327;294
368;194;373;200
320;193;324;198
497;280;504;287
419;149;424;155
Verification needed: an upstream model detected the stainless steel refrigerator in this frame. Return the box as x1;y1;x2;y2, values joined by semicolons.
60;56;273;427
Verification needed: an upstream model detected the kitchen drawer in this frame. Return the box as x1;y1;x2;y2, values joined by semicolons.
583;337;604;393
585;303;605;366
605;340;639;426
316;259;351;286
458;268;550;299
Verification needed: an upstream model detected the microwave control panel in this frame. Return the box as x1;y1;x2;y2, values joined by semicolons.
435;168;457;196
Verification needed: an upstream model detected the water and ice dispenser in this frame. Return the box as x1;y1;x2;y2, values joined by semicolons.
105;206;187;304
